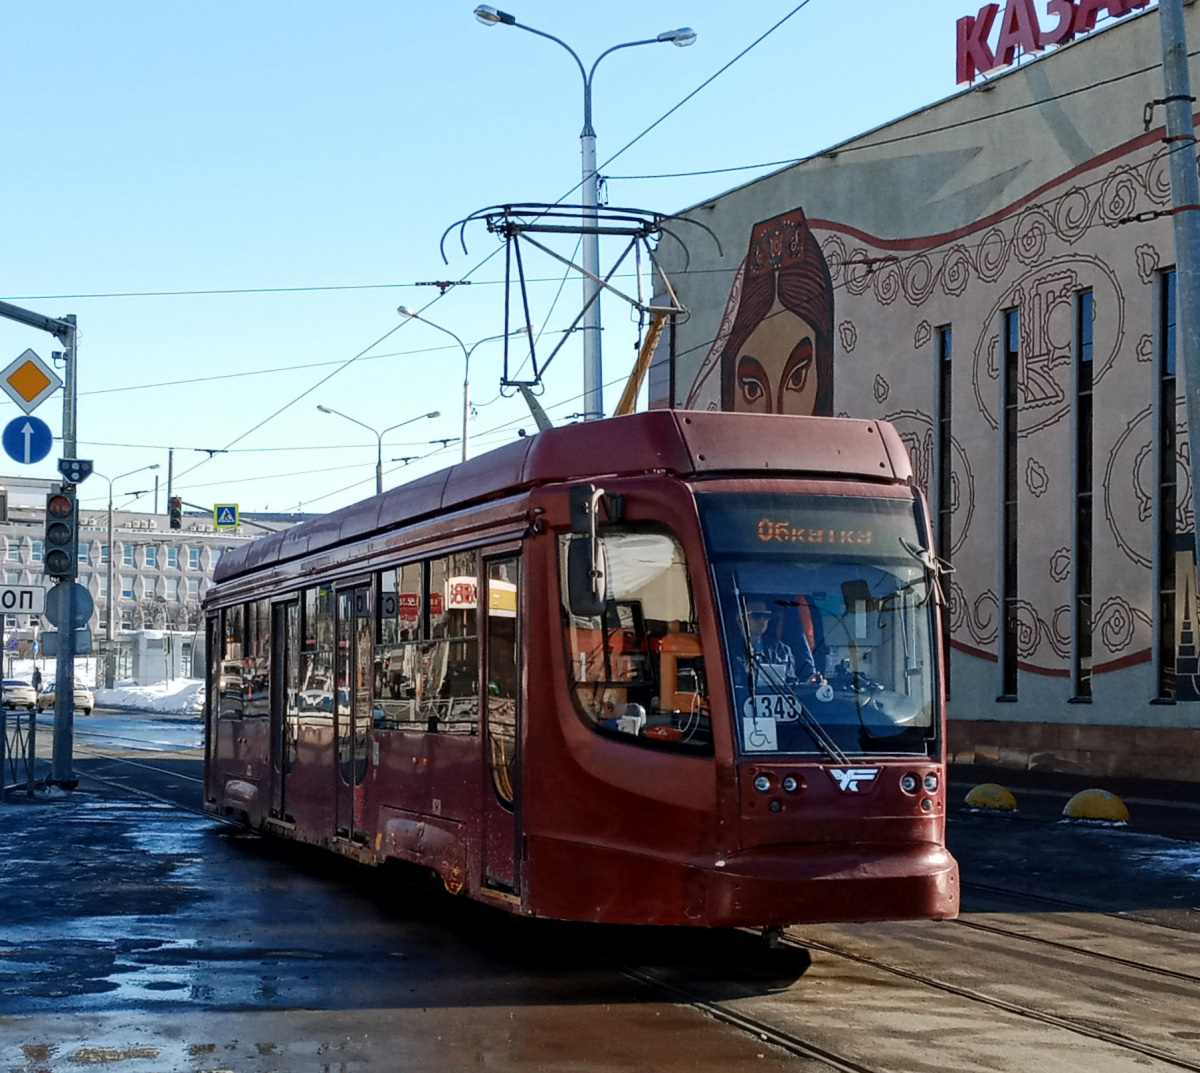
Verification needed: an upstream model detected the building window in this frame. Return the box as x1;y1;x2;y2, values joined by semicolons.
1158;269;1179;701
100;543;110;565
123;544;134;566
210;548;222;568
187;577;199;597
1073;290;1094;701
144;546;157;569
98;575;109;598
4;571;19;585
121;616;133;631
188;547;200;570
936;324;953;700
165;577;180;601
143;578;157;599
1000;308;1020;699
121;576;134;599
31;540;42;563
77;542;89;565
5;538;19;561
167;547;179;569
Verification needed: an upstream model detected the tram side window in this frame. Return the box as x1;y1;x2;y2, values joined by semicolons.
243;599;271;719
375;562;424;728
299;586;335;723
219;604;245;719
558;528;711;754
429;552;479;734
374;554;479;734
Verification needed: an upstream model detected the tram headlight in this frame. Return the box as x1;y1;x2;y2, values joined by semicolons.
753;774;771;793
923;773;939;793
782;776;799;793
900;773;919;794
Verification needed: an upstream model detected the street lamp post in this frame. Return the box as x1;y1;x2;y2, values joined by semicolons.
397;308;531;462
316;407;440;494
473;6;695;422
95;463;160;690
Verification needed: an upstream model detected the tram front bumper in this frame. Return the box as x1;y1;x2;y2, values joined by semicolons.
706;841;959;927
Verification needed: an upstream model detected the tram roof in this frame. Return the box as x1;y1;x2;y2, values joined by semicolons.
214;410;912;583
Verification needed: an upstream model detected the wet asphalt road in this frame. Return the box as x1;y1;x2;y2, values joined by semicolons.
1;710;1198;1071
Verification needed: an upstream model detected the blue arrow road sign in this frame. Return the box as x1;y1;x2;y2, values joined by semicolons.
2;415;53;465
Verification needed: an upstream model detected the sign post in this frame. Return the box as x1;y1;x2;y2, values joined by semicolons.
0;300;78;789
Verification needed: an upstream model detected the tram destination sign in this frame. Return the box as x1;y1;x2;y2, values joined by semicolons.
0;584;46;615
956;0;1152;84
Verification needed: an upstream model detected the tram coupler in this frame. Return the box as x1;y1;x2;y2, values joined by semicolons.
762;925;783;950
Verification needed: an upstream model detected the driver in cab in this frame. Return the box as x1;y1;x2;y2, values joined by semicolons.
744;598;818;684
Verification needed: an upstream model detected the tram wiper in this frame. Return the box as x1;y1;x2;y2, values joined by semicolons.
752;657;848;765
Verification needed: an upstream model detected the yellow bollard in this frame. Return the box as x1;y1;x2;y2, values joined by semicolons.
1062;788;1130;823
965;783;1018;811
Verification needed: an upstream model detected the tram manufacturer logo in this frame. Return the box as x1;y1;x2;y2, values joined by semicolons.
829;767;880;792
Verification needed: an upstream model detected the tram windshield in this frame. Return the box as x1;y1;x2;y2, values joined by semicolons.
697;491;938;758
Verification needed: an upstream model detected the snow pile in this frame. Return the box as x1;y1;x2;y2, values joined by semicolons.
94;679;205;716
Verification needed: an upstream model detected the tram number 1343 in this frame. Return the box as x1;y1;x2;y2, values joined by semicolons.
744;694;805;721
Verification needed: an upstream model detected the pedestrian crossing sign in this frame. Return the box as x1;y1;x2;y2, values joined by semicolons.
214;503;239;529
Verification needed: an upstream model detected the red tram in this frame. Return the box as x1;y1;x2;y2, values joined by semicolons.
203;410;959;927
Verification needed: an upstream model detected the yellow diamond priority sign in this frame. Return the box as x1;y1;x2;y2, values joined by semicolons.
2;349;62;415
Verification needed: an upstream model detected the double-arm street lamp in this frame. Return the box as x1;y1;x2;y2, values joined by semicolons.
316;406;440;494
398;306;532;462
95;463;160;689
473;7;695;422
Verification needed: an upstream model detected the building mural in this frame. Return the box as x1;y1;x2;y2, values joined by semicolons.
657;6;1200;777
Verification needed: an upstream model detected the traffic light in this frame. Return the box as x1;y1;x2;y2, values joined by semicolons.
169;496;182;530
44;491;77;580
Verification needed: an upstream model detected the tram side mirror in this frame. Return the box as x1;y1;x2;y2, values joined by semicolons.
567;536;607;618
567;484;607;617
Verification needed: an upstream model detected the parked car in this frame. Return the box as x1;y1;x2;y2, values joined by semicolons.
37;680;94;716
1;679;37;711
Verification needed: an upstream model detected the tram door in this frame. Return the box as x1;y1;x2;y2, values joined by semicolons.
482;556;520;891
335;586;372;840
268;601;299;819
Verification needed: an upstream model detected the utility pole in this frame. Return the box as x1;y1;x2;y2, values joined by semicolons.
1159;0;1200;594
0;300;79;788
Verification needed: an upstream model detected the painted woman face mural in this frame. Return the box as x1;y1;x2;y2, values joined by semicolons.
686;208;835;415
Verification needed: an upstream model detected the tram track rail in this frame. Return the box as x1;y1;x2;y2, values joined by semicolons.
782;932;1200;1073
949;914;1200;984
965;877;1200;933
606;959;884;1073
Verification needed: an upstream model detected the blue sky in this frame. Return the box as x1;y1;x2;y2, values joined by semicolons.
0;1;991;516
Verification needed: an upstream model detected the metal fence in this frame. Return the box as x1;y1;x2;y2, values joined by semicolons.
0;707;36;798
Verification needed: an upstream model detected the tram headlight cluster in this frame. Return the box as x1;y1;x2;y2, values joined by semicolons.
900;771;940;795
752;773;804;794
